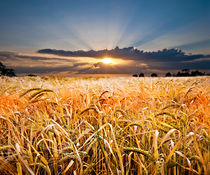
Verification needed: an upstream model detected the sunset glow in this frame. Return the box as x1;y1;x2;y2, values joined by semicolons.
102;58;113;64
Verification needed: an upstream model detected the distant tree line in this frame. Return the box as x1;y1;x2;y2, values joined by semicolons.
0;61;16;77
133;69;208;77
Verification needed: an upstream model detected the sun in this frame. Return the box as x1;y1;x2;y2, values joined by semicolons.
100;57;126;65
102;58;113;64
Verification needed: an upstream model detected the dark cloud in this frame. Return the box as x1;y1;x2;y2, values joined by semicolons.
38;47;210;73
14;66;72;74
38;46;210;63
14;63;92;74
0;51;18;61
0;47;210;76
0;52;76;63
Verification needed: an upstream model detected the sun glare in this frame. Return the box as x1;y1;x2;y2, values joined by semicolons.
102;58;112;64
101;57;127;65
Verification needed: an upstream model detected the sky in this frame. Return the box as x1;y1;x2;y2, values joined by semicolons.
0;0;210;76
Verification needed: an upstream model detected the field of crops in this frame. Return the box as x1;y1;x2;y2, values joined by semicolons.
0;76;209;175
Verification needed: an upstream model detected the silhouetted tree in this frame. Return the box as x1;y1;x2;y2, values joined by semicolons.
0;62;6;70
176;70;190;77
191;70;204;76
181;69;190;76
132;74;138;77
182;69;189;73
151;73;157;77
139;73;144;77
165;72;172;77
0;61;16;77
176;72;181;77
1;68;16;77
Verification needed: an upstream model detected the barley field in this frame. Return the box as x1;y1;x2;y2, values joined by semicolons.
0;76;209;175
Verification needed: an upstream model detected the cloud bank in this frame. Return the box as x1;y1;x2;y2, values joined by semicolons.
38;46;210;62
0;47;209;76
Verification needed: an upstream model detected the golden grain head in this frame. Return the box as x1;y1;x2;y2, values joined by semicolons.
0;76;209;174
